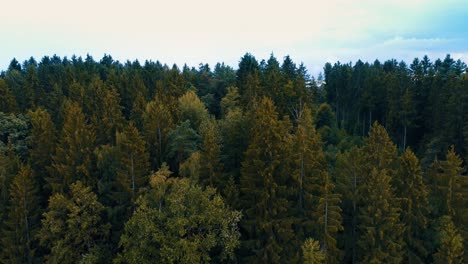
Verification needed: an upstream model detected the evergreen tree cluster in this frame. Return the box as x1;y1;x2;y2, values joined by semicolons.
0;53;467;263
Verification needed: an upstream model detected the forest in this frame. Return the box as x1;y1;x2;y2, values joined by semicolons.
0;53;467;263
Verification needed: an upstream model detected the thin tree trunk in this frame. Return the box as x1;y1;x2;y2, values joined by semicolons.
131;153;135;201
352;170;357;264
403;125;407;150
299;153;304;213
158;127;162;166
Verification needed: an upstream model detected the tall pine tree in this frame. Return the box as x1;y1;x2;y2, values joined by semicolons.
239;97;295;263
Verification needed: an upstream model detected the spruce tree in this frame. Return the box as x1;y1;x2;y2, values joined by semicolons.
239;97;295;263
428;146;468;256
433;216;464;264
91;86;124;145
27;108;56;193
316;172;343;264
356;123;404;263
0;164;40;263
115;123;150;205
143;95;174;168
357;168;404;264
302;238;326;264
48;102;95;193
396;148;429;263
0;78;18;113
199;117;224;188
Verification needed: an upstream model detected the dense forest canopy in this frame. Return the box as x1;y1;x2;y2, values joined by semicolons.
0;53;467;263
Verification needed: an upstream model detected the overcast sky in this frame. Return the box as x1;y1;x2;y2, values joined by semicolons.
2;0;468;76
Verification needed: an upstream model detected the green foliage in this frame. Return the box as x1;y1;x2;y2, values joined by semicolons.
90;85;124;145
0;146;21;231
220;86;240;116
143;95;175;168
117;169;241;264
27;108;56;187
199;118;224;188
396;148;429;263
302;238;325;264
433;216;464;264
240;97;295;263
48;102;96;192
316;103;335;129
38;181;110;264
178;90;209;129
0;164;40;264
316;173;343;264
0;79;19;113
0;112;30;158
115;122;150;204
0;53;466;263
166;120;202;171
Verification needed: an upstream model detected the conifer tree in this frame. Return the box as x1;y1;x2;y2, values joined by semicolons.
0;78;18;113
48;101;96;193
27;108;56;190
199;117;224;188
239;97;295;263
357;168;404;264
220;86;240;117
335;147;366;263
0;144;21;232
428;147;468;255
0;164;40;263
115;123;150;205
433;216;464;264
316;172;343;264
363;122;398;171
91;86;124;145
294;105;342;263
302;238;326;264
166;120;202;171
143;95;175;168
220;106;248;181
294;105;325;218
396;148;429;263
356;123;404;263
129;91;146;130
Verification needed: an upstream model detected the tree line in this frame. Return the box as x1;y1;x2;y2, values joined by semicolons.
0;53;466;263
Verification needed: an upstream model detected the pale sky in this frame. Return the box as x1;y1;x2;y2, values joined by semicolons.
2;0;468;76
